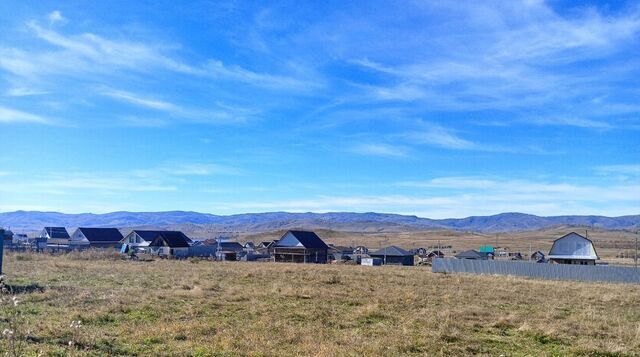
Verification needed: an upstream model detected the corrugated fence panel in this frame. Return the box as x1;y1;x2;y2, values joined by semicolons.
432;258;640;284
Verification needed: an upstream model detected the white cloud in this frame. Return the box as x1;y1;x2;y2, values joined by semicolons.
99;88;253;124
348;143;408;158
344;2;640;119
5;87;48;97
596;164;640;176
47;10;66;25
100;89;179;112
206;60;322;91
407;124;478;150
0;106;53;124
526;117;613;129
208;176;640;218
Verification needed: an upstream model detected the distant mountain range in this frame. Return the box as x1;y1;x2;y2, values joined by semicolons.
1;210;639;233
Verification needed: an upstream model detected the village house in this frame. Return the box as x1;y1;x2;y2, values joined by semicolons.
455;249;485;260
215;241;245;261
243;242;256;253
148;231;192;257
257;240;277;255
369;246;414;266
273;230;329;264
424;250;445;262
548;232;599;265
40;227;70;249
121;230;189;252
70;228;124;248
328;244;354;261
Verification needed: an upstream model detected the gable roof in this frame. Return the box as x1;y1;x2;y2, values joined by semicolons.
370;245;412;256
455;250;483;259
148;231;191;248
548;232;599;260
130;230;192;243
43;227;70;239
259;240;277;248
77;228;123;242
275;230;329;249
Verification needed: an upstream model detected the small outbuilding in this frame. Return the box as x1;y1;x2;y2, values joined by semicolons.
369;246;414;266
531;250;546;262
361;257;382;266
548;232;599;265
455;249;485;260
70;228;124;248
273;230;329;264
479;245;495;259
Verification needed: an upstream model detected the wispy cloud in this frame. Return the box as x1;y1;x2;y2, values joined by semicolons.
404;124;479;150
47;10;66;25
0;106;53;124
5;87;48;97
348;143;408;158
595;164;640;176
526;117;613;129
99;88;253;124
100;89;179;112
207;175;640;218
206;60;322;91
344;2;640;122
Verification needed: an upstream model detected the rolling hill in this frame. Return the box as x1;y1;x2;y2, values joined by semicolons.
0;210;638;233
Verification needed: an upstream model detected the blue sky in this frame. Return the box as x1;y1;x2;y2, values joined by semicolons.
0;0;639;218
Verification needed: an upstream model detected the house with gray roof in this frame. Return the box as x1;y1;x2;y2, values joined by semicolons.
455;249;485;260
369;246;414;266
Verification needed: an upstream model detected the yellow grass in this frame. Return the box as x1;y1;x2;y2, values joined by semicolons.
245;227;639;263
1;251;639;356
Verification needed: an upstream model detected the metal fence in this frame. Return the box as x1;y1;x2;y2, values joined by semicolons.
432;258;640;284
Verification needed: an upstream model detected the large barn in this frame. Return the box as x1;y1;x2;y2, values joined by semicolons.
273;230;329;264
548;232;599;265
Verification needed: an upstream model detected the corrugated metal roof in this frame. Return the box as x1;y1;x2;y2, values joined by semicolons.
548;232;598;260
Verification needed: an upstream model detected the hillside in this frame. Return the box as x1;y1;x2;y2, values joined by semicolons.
1;210;639;233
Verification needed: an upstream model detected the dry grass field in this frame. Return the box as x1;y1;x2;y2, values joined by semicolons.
245;227;638;263
1;251;639;356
